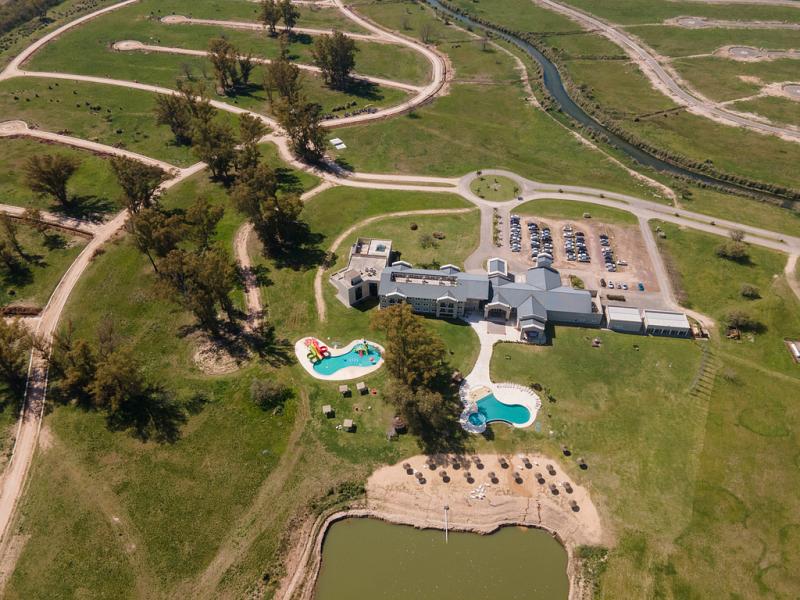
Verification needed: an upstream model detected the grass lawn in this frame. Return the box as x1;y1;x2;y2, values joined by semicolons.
0;137;122;213
516;198;638;225
0;78;201;166
27;0;431;87
0;223;87;309
672;56;800;104
680;188;800;238
627;24;800;57
654;220;800;376
729;95;800;130
332;210;480;272
542;32;625;58
562;0;800;25
470;175;520;201
564;59;679;116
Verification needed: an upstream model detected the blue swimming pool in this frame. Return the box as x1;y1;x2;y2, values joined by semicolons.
312;344;382;376
468;393;531;426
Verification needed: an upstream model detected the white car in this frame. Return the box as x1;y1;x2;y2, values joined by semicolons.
607;282;615;289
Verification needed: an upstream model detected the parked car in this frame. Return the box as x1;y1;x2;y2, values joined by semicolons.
608;282;614;289
600;278;606;287
638;282;645;291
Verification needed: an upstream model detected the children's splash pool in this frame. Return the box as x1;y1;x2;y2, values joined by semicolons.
294;338;385;381
313;344;382;376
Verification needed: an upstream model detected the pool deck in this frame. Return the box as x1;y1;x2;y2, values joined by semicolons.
294;337;385;381
459;315;541;431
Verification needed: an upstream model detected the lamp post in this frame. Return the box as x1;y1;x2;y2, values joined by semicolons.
444;504;449;543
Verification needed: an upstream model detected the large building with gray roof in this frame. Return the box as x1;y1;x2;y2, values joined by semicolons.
378;255;602;343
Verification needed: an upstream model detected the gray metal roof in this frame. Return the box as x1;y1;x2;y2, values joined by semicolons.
378;266;490;302
525;266;562;290
517;295;547;321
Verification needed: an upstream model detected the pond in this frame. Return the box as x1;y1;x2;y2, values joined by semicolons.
315;518;569;600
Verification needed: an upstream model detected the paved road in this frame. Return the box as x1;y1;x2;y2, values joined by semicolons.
531;0;800;143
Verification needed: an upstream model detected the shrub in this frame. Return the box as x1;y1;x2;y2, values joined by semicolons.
432;231;446;240
715;240;749;262
740;284;760;299
409;222;418;230
250;379;291;411
724;309;762;332
419;233;437;249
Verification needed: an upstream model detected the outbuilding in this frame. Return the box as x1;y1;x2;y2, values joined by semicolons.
606;306;643;333
643;310;691;337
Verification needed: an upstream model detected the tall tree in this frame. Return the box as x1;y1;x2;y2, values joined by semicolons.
371;303;448;390
154;93;193;145
110;157;167;213
0;214;22;256
0;318;30;392
23;154;80;207
280;0;300;32
384;380;455;437
208;37;240;93
50;324;97;405
127;207;186;272
238;52;256;87
232;161;303;253
91;348;146;413
273;95;326;162
263;38;302;104
237;113;269;175
185;197;224;250
261;0;281;35
312;31;358;89
191;120;238;182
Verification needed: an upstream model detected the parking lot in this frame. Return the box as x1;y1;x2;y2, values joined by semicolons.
501;214;661;295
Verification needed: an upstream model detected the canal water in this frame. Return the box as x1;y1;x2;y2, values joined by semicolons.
425;0;783;201
315;518;569;600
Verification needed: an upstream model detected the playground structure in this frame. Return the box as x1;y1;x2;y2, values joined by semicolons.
305;338;331;363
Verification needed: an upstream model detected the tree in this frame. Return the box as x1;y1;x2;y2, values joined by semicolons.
127;207;186;272
24;154;80;207
273;95;326;162
370;303;448;391
191;120;238;182
208;37;240;93
154;93;193;145
185;197;224;250
261;0;281;35
383;381;457;437
264;39;302;104
715;240;749;262
231;162;303;253
50;324;97;405
179;82;216;131
724;309;762;332
0;318;30;391
312;31;358;89
91;348;147;413
730;229;745;242
110;157;166;213
280;0;299;32
0;214;22;256
236;113;269;174
740;283;760;299
238;52;256;87
0;239;21;273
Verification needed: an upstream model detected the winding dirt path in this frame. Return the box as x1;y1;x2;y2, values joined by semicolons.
531;0;800;143
112;40;421;92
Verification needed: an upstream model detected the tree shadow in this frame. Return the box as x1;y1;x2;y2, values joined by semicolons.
105;383;187;443
42;232;67;251
59;195;116;222
261;221;326;270
1;262;33;288
341;78;384;101
276;167;305;195
289;32;313;46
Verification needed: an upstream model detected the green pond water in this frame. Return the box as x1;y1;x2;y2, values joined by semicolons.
315;518;569;600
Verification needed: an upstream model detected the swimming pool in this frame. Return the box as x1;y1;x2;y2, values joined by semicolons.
312;344;382;376
468;393;531;427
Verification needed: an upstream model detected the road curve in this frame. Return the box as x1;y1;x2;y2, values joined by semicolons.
531;0;800;143
0;162;206;564
112;41;422;93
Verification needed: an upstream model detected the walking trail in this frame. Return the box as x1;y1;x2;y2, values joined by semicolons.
0;0;799;594
531;0;800;143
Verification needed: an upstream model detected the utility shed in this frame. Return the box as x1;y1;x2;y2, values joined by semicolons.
606;306;643;333
643;310;691;337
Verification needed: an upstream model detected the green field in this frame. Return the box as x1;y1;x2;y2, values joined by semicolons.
0;137;122;213
470;175;520;201
730;94;800;130
0;78;202;166
628;24;800;57
655;220;800;376
0;222;87;309
27;0;431;87
516;198;638;225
